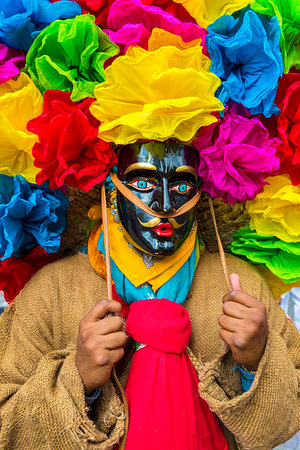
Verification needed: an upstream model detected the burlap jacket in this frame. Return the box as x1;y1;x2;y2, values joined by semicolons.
0;252;299;449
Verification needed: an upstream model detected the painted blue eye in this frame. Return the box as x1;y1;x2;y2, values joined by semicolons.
128;178;156;191
137;180;147;189
171;183;192;194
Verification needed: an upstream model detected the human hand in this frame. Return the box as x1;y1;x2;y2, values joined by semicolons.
75;300;127;395
218;273;268;371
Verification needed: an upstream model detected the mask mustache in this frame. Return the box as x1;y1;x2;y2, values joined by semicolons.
137;216;186;229
137;217;161;228
169;217;186;229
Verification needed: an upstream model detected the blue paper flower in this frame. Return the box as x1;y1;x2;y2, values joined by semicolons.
206;8;283;118
0;0;82;51
0;174;69;259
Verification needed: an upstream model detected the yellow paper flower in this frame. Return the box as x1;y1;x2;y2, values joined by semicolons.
257;265;300;300
91;45;223;144
173;0;252;28
247;174;300;242
147;28;203;51
0;73;43;183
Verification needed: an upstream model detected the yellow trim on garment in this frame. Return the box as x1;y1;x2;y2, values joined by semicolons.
88;203;197;292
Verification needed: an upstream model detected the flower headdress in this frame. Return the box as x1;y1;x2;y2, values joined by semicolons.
0;0;299;303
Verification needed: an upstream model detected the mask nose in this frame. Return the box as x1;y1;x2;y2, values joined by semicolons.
161;178;176;214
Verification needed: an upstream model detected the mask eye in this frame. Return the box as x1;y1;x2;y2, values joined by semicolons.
128;178;156;191
171;183;192;194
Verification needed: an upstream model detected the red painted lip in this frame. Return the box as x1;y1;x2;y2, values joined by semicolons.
152;222;174;237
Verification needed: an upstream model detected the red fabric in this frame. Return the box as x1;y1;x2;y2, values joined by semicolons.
112;284;130;317
125;298;228;450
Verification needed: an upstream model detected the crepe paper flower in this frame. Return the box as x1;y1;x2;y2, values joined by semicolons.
60;0;196;27
0;44;26;84
172;0;252;28
0;246;60;303
257;265;300;300
206;8;283;118
230;226;300;283
147;28;204;51
0;0;82;51
27;90;118;192
0;174;69;260
252;0;300;73
64;0;114;27
26;14;119;102
91;45;224;144
193;104;281;204
141;0;196;23
105;0;207;54
0;73;42;183
246;174;300;243
273;73;300;186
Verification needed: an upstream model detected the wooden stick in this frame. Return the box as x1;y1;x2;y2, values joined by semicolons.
208;196;232;292
101;183;112;300
100;182;129;449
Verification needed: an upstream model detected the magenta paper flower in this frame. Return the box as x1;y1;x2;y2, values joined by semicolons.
193;104;281;204
0;44;25;84
105;0;207;54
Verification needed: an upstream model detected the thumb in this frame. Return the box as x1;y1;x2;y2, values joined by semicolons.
230;273;242;291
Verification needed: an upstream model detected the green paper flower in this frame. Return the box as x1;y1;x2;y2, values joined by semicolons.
230;226;300;283
26;14;119;101
252;0;300;73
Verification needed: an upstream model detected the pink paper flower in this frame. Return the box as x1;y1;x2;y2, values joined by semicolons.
105;0;207;54
0;45;26;85
193;104;281;204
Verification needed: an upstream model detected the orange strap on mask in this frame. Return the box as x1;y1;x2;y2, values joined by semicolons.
110;172;201;219
110;172;232;292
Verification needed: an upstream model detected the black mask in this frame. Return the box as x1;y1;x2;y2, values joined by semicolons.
117;141;200;256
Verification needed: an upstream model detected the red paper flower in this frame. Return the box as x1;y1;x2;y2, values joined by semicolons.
49;0;104;16
74;0;116;27
274;73;300;185
0;246;60;304
140;0;195;22
27;90;117;192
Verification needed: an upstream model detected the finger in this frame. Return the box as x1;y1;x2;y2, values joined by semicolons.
223;290;257;308
218;314;242;332
107;300;123;317
222;301;248;319
107;347;125;365
94;347;125;367
219;328;235;347
96;315;124;335
85;300;122;322
102;331;128;350
230;273;241;291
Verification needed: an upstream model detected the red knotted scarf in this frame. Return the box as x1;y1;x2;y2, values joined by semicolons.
124;298;228;450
